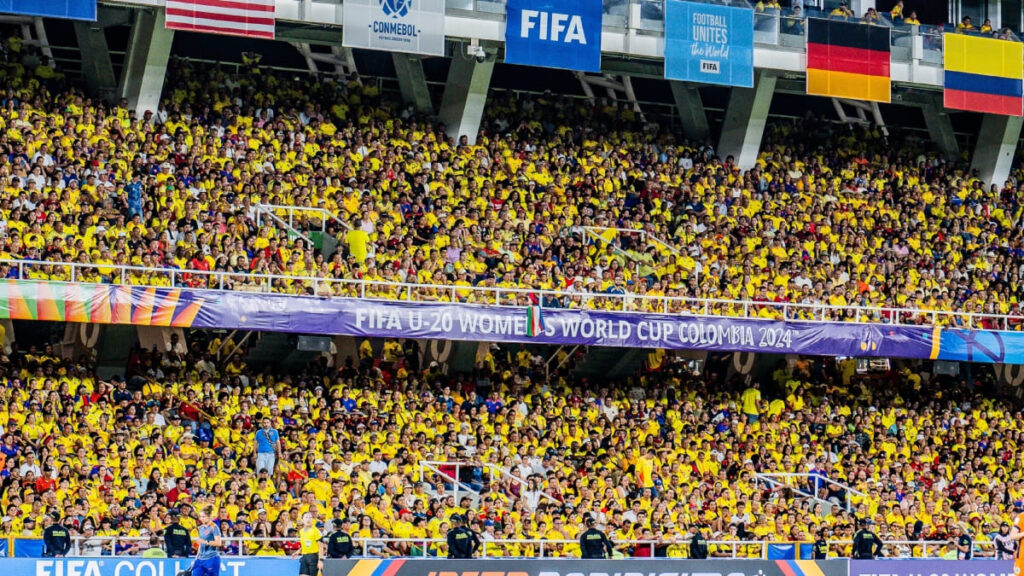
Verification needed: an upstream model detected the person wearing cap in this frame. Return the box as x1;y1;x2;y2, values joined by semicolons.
994;522;1015;560
42;515;71;557
579;516;614;559
852;518;882;559
830;0;853;18
326;519;354;559
164;508;192;557
446;514;479;559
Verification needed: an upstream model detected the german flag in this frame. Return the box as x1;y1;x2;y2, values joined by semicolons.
806;19;891;103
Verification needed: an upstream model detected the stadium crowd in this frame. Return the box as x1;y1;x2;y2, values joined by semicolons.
0;21;1020;561
0;334;1020;560
0;55;1019;327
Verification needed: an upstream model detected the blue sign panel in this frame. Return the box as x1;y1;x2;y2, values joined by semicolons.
665;0;753;87
4;557;297;576
0;0;96;21
504;0;602;72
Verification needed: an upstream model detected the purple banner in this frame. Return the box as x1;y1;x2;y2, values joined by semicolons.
4;279;1024;363
850;560;1015;576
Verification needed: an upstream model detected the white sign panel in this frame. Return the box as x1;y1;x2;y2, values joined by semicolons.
343;0;445;56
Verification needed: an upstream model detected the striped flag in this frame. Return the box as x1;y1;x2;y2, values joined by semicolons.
165;0;276;40
806;19;891;103
944;33;1023;117
527;293;545;337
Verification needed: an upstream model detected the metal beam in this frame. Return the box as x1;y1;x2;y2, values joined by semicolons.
276;24;346;46
669;81;710;140
921;95;960;161
438;51;495;145
118;9;174;115
74;21;118;103
718;71;776;170
392;53;434;115
971;114;1023;187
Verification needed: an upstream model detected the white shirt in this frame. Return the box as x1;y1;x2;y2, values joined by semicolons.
368;459;388;476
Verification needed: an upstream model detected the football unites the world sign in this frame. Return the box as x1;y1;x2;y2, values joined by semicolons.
343;0;445;56
664;0;754;87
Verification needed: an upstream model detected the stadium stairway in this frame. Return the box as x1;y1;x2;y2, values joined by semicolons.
573;347;647;381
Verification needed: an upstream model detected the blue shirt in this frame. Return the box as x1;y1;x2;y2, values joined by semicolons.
255;428;279;453
197;524;222;559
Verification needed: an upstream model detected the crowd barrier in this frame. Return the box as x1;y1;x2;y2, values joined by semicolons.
0;557;1013;576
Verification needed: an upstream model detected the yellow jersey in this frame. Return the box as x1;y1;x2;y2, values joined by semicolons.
300;527;322;555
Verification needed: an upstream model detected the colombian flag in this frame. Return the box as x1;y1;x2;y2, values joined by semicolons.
806;19;891;103
944;33;1023;117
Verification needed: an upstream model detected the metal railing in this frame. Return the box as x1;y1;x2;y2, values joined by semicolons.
418;460;562;509
256;203;352;233
252;205;314;247
756;472;869;513
3;258;1022;330
41;535;997;559
417;461;482;509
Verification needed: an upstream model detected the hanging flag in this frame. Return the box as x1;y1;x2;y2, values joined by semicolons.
527;293;545;337
944;33;1023;117
165;0;276;40
806;19;891;103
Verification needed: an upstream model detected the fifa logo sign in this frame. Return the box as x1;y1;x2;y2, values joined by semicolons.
519;10;587;44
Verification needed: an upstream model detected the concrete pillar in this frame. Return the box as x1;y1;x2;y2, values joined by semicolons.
392;52;434;115
970;114;1023;187
669;81;710;141
438;55;495;145
718;71;776;169
118;9;174;116
73;21;118;103
922;98;959;161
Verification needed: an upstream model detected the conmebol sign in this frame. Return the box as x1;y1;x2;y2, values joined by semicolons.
343;0;445;56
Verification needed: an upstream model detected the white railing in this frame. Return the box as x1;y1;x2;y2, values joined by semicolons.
252;205;315;247
3;258;1022;329
417;460;482;509
52;535;997;559
256;203;352;232
418;460;562;508
756;472;869;513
